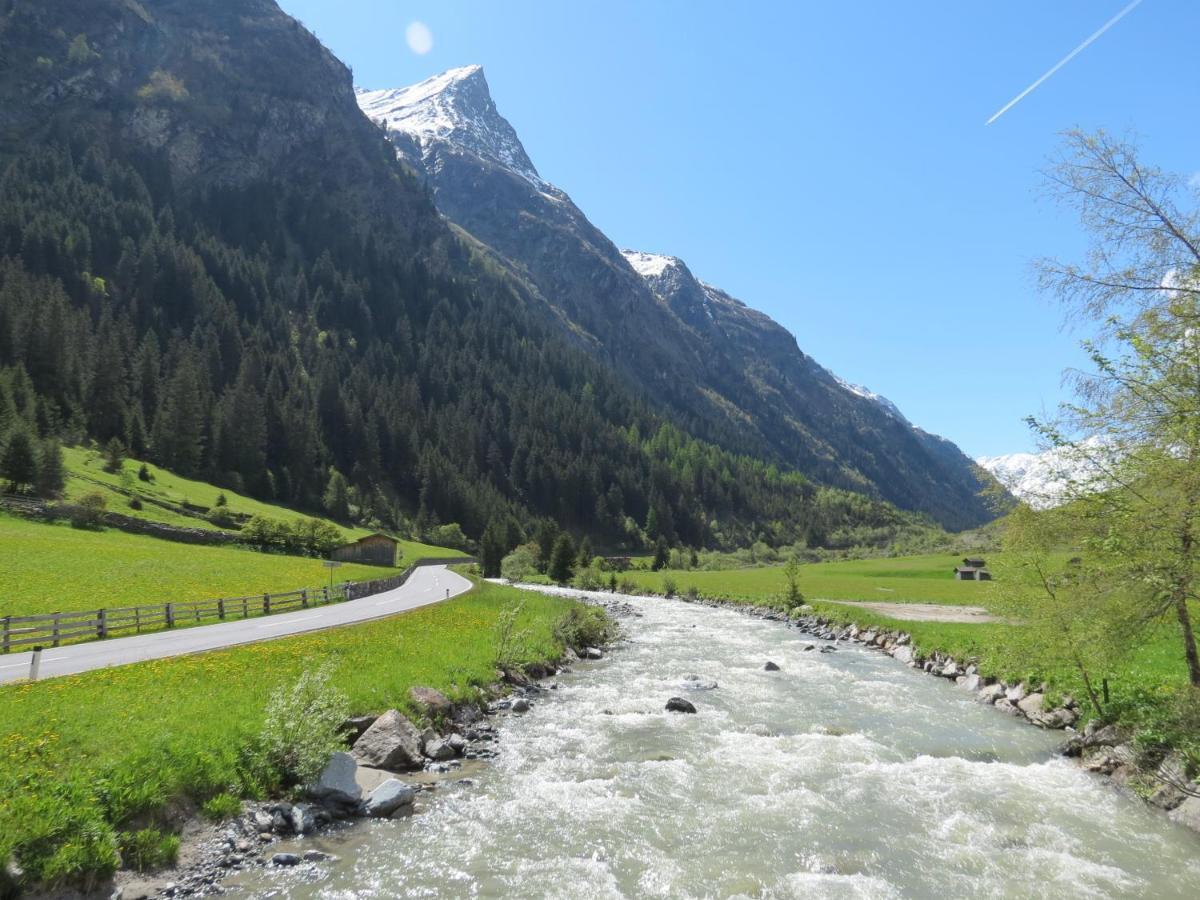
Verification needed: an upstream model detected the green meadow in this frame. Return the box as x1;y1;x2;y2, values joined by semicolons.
622;554;989;605
0;512;393;618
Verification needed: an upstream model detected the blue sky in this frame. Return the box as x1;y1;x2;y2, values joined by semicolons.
279;0;1198;458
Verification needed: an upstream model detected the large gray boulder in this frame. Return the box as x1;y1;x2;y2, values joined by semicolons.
352;710;425;771
891;645;914;665
309;752;362;806
1017;693;1045;718
1168;795;1200;833
364;778;418;817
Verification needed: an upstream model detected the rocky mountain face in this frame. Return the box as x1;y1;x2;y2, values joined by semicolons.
359;66;997;529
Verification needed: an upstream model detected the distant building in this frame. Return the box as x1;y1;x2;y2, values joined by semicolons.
331;533;398;567
954;557;991;581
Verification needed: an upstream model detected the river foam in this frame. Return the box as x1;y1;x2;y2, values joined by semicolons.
233;591;1200;898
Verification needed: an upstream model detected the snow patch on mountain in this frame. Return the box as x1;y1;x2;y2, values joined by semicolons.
833;377;911;425
622;250;676;279
356;65;546;188
977;438;1108;508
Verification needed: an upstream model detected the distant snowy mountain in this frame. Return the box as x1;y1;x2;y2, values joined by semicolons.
977;440;1107;508
357;65;549;189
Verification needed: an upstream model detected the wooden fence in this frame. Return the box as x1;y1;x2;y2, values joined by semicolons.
1;586;343;652
1;557;476;653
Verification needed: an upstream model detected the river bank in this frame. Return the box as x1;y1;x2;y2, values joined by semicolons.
222;587;1200;898
90;593;632;900
0;581;613;897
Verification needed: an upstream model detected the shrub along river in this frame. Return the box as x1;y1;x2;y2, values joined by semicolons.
235;592;1200;898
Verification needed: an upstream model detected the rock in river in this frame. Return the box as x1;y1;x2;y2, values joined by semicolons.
352;710;425;771
309;751;362;806
364;779;418;818
666;697;697;714
424;738;456;761
763;661;781;672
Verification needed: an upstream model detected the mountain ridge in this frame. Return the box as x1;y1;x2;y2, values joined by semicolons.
358;64;999;529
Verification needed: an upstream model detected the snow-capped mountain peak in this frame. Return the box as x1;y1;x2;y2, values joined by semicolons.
356;65;544;187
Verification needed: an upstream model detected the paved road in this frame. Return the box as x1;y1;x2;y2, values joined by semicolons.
0;565;473;685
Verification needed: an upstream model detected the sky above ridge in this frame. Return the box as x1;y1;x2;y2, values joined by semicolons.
278;0;1199;458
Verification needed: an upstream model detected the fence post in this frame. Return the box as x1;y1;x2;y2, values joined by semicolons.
166;602;175;629
322;586;329;604
52;613;61;647
135;607;141;633
242;596;248;618
301;589;308;609
218;598;225;620
263;593;271;616
2;616;9;654
98;608;107;640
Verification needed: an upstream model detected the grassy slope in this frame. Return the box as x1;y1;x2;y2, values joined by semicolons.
1;513;392;617
61;447;466;564
0;579;580;884
622;554;989;605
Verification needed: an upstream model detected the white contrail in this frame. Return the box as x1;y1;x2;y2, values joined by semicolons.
986;0;1145;125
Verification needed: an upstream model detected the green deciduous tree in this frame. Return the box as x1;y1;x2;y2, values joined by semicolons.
782;557;804;608
1035;129;1200;687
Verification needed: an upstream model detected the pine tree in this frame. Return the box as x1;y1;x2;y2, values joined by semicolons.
323;468;351;521
548;533;576;584
577;535;593;569
152;354;205;475
534;520;558;573
1;429;38;491
34;438;65;498
479;518;507;578
651;536;670;571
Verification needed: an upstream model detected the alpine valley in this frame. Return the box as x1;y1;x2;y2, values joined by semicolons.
358;66;994;532
0;0;994;557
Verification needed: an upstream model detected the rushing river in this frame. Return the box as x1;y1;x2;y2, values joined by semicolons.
234;590;1200;898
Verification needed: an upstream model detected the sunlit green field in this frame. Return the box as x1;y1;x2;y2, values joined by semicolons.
623;554;990;605
0;580;578;885
0;513;395;618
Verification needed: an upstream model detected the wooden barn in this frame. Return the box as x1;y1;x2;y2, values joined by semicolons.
953;557;992;581
331;533;398;567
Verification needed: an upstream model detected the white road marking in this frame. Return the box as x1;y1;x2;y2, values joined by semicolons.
256;614;323;629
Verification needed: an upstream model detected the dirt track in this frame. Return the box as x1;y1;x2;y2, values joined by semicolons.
820;600;1003;623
